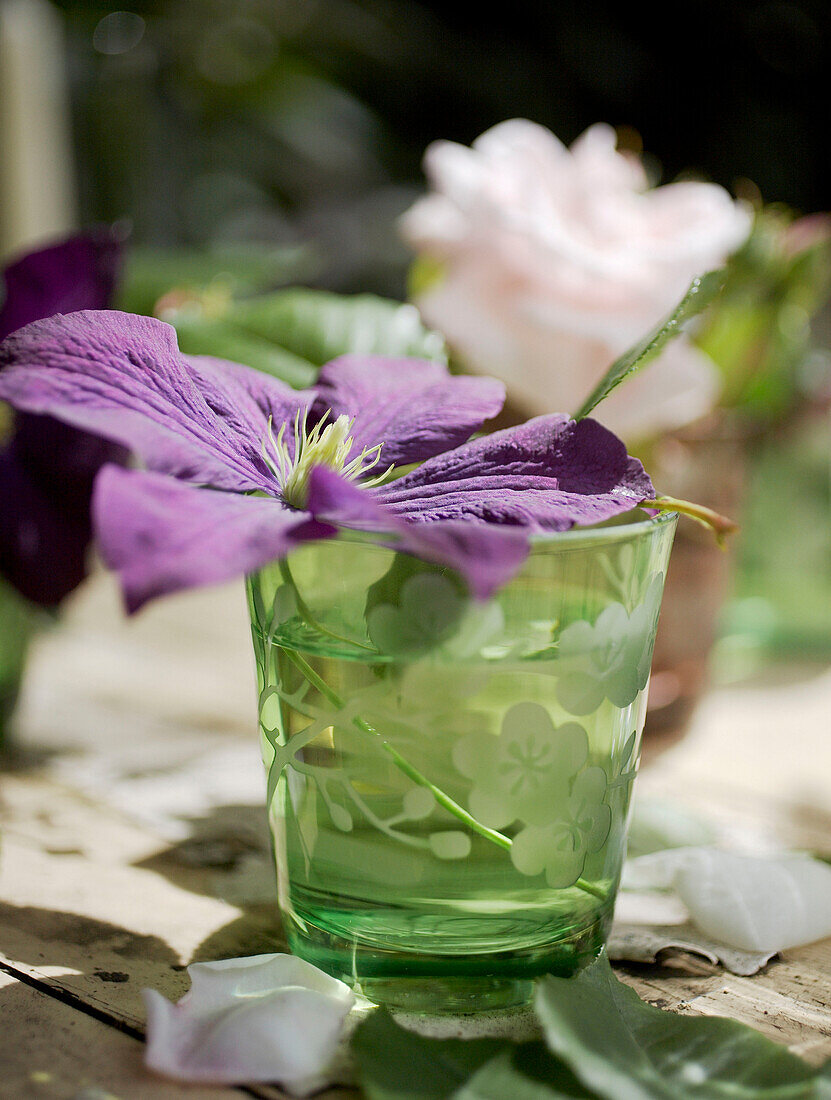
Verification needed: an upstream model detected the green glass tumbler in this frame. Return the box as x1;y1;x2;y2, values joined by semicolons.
247;512;676;1011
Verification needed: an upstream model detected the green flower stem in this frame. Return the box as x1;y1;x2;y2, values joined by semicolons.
282;648;510;850
278;559;376;652
281;646;607;904
640;496;738;547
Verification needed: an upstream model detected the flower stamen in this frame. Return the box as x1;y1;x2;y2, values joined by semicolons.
263;408;394;509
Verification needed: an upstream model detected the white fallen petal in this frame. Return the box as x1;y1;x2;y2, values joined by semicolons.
144;953;354;1096
624;848;831;953
627;796;718;856
622;850;681;891
185;952;353;1014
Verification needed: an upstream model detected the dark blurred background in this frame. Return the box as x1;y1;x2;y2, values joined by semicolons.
46;0;831;297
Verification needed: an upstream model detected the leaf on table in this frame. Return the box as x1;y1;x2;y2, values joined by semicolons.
456;1044;594;1099
351;1009;510;1099
352;1012;591;1100
624;847;831;952
573;269;725;421
608;922;776;976
536;953;831;1100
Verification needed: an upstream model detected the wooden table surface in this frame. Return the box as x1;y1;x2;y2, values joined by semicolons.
2;575;830;1099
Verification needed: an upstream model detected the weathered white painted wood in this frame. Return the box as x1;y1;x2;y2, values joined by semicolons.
0;971;247;1099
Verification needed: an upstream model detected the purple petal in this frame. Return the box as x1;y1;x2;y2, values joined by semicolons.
374;416;653;529
307;466;530;599
313;355;505;465
0;311;304;493
94;466;334;613
0;228;123;341
399;521;531;599
184;354;315;435
0;441;93;604
0;230;127;603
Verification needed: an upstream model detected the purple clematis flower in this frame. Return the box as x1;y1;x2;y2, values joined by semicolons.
0;229;125;604
0;309;653;612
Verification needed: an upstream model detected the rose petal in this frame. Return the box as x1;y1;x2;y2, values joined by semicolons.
307;465;530;599
94;465;333;612
624;848;831;953
313;354;505;465
143;953;354;1094
374;415;653;528
0;310;302;493
403;118;751;439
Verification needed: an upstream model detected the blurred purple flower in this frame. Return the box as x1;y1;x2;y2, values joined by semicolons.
0;230;125;604
0;310;653;612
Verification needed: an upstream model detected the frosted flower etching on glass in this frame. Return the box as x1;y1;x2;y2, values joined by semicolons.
555;572;664;715
453;703;589;830
510;767;611;889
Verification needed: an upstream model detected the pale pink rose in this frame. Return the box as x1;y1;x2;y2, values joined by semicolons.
401;120;752;440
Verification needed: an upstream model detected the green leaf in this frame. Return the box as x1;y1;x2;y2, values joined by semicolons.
536;954;831;1099
456;1045;594;1099
572;270;725;422
351;1009;509;1099
695;212;831;422
229;288;447;368
165;287;447;389
172;315;317;388
116;245;315;316
352;1012;593;1100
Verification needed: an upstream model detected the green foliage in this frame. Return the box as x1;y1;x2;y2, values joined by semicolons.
456;1046;592;1099
408;254;447;299
351;956;831;1099
116;245;315;317
352;1009;510;1099
697;210;831;424
169;314;318;388
723;415;831;656
127;273;447;389
536;954;831;1099
573;271;725;422
228;288;447;370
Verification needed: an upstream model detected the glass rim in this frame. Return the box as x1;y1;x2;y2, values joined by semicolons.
298;508;678;555
528;507;677;548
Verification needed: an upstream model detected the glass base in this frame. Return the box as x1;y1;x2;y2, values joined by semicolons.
285;907;610;1012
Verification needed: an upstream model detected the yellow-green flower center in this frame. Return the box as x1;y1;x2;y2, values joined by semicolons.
263;408;391;509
